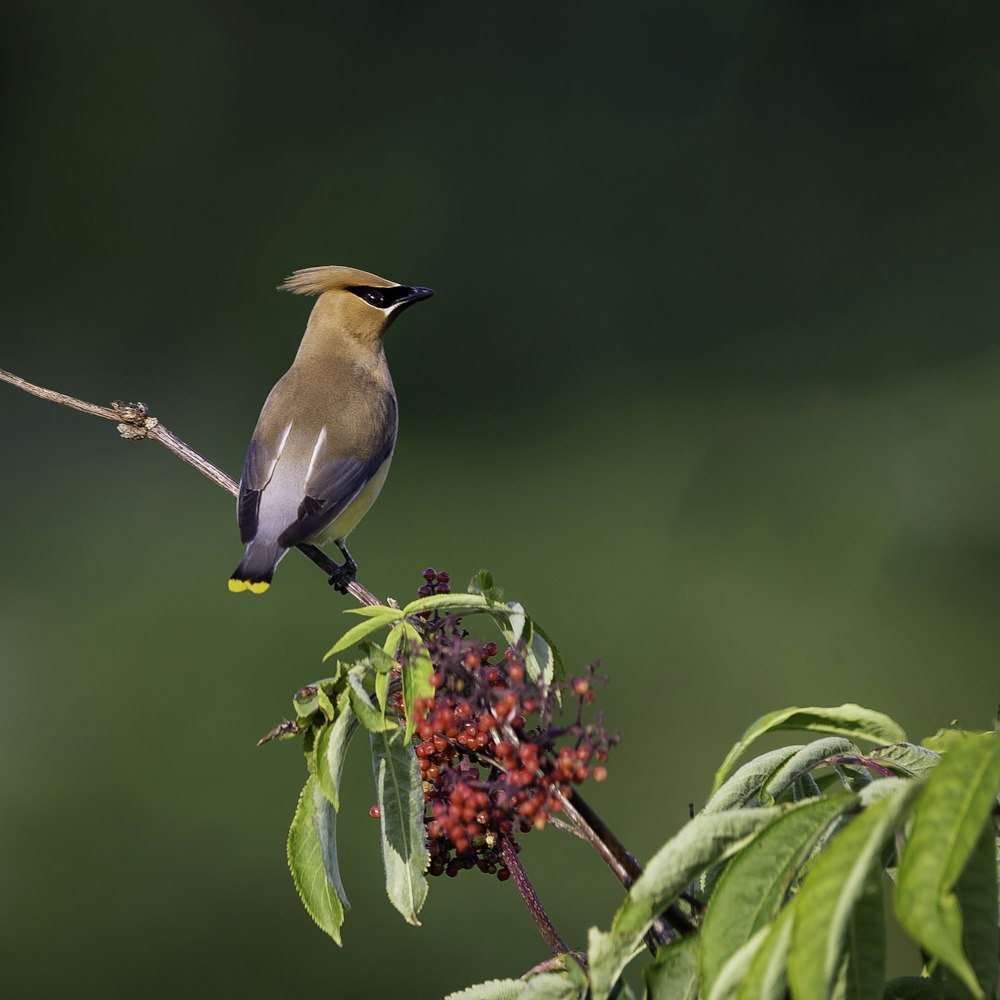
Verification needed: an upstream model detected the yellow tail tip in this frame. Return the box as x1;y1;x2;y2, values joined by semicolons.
228;578;270;594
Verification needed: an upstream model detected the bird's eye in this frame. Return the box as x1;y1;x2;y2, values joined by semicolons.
346;284;415;309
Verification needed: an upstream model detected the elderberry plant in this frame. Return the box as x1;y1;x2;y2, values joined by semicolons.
264;570;1000;1000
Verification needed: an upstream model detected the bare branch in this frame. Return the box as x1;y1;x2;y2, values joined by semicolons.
0;366;382;607
500;836;573;958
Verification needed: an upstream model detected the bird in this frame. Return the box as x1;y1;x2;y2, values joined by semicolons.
228;265;434;595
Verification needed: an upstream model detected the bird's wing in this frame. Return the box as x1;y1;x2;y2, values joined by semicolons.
237;437;286;544
276;428;396;549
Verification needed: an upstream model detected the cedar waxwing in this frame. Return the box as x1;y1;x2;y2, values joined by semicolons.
228;265;434;594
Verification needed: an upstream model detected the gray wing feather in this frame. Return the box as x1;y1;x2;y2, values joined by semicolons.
277;444;392;549
237;440;279;544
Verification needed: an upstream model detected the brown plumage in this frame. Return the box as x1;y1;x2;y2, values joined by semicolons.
229;265;433;594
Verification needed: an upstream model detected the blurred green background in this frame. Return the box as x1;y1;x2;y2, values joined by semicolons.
3;2;999;996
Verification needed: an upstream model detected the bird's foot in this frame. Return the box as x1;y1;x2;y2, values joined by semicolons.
327;562;357;595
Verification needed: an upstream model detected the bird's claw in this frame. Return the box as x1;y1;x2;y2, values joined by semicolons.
328;564;356;595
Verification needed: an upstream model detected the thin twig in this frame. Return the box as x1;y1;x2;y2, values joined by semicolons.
0;367;381;607
500;836;573;958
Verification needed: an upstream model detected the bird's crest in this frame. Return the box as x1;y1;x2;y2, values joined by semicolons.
279;265;395;296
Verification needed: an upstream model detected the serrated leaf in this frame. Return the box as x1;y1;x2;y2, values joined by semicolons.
786;781;919;1000
504;601;528;645
343;604;402;619
588;807;783;1000
841;869;886;1000
868;743;940;779
733;901;796;1000
701;795;854;995
287;776;347;945
645;934;700;1000
711;705;908;795
702;746;805;814
443;980;522;1000
761;737;857;802
468;568;505;604
518;971;585;1000
895;733;1000;999
316;692;357;812
323;613;399;660
370;727;428;924
348;670;396;733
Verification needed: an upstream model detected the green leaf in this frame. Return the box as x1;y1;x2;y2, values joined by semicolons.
443;981;522;1000
347;670;396;733
761;737;858;802
356;640;399;672
895;733;1000;999
526;618;564;686
293;684;321;720
343;604;401;618
370;727;428;924
468;568;505;604
401;638;435;743
588;807;783;1000
323;612;399;660
384;621;406;656
711;705;908;795
867;743;940;779
929;822;1000;999
702;746;805;813
518;971;585;1000
841;870;886;1000
787;781;920;1000
922;728;991;753
316;685;336;722
701;795;854;995
707;927;771;1000
402;592;494;616
733;903;796;1000
375;670;390;715
316;691;357;812
645;934;700;1000
287;775;347;945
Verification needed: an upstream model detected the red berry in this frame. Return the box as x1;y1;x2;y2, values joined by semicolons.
594;766;608;782
369;805;381;819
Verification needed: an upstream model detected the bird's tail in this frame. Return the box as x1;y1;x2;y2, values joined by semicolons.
228;540;284;594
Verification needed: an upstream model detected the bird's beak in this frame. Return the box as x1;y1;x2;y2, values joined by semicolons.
402;286;435;305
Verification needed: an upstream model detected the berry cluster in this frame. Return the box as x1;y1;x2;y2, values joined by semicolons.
399;570;616;880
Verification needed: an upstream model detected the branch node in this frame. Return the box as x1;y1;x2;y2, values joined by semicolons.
111;400;156;440
111;399;149;423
